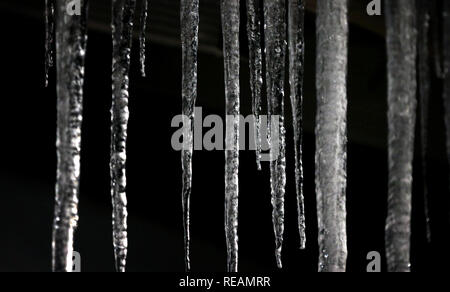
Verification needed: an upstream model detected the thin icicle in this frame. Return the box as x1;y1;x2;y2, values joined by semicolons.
385;0;417;272
139;0;149;77
431;0;443;78
111;0;137;273
52;0;89;272
221;0;240;273
246;0;263;171
180;0;199;272
443;0;450;205
315;0;348;272
264;0;287;269
45;0;55;87
288;0;306;250
417;0;431;243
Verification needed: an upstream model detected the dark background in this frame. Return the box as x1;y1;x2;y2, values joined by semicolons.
0;0;449;272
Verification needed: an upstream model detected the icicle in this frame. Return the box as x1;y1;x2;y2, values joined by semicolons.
221;0;240;273
52;0;89;272
246;0;263;171
111;0;137;273
139;0;149;77
417;0;431;243
180;0;199;272
264;0;287;269
288;0;306;250
45;0;55;87
443;0;450;206
385;0;417;272
431;0;443;78
315;0;348;272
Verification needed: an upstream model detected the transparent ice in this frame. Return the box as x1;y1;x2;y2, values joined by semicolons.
315;0;348;272
45;0;55;87
288;0;306;250
52;0;89;272
111;0;137;273
385;0;417;273
264;0;287;269
417;0;431;242
180;0;199;272
139;0;149;77
246;0;263;171
221;0;240;273
443;0;450;223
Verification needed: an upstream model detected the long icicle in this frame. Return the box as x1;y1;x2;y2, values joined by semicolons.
45;0;55;87
385;0;417;272
139;0;149;77
443;0;450;206
417;0;432;242
264;0;287;269
246;0;263;171
180;0;199;272
221;0;240;272
315;0;348;272
111;0;136;273
288;0;306;250
52;0;89;272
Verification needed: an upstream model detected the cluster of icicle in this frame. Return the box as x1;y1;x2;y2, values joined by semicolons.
47;0;149;272
46;0;446;273
385;0;450;272
217;0;313;272
45;0;339;273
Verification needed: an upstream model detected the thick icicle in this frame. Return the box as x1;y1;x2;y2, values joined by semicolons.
52;0;89;272
417;0;431;242
139;0;149;77
288;0;306;250
385;0;417;272
315;0;348;272
444;0;450;203
246;0;263;170
221;0;240;272
111;0;136;273
180;0;199;272
264;0;287;269
45;0;55;87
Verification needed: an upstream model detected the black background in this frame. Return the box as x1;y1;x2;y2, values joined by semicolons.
0;0;449;272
